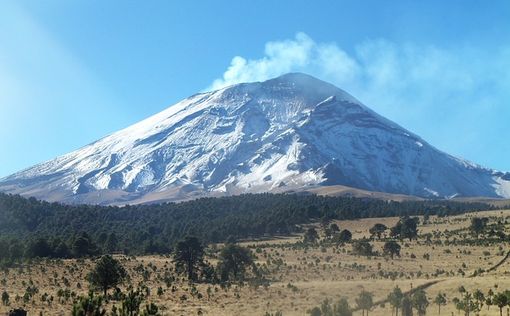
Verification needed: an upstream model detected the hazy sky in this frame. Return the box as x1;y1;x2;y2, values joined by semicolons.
1;0;509;177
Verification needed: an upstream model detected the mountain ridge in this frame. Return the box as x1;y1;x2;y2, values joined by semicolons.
1;72;509;204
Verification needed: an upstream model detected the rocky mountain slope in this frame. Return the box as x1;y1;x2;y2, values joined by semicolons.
1;73;508;204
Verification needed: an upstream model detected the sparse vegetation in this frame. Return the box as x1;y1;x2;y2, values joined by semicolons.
383;240;401;259
0;193;509;315
217;243;254;282
88;255;127;296
173;237;205;282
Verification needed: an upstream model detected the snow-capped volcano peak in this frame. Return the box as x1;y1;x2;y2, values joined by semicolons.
1;73;508;204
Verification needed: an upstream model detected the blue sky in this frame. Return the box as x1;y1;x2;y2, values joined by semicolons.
1;0;509;177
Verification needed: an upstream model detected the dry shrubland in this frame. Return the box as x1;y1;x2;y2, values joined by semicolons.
2;210;510;315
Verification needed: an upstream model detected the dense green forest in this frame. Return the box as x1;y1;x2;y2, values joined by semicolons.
0;192;498;261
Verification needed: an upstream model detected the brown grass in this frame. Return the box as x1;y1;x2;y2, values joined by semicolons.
2;210;510;315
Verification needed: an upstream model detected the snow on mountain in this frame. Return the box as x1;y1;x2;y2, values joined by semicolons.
1;73;508;204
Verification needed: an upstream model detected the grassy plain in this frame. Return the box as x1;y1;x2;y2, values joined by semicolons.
2;210;510;315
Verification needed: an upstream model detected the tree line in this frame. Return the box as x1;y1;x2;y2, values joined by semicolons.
0;192;495;262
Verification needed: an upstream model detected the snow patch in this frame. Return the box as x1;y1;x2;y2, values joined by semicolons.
424;187;439;197
493;177;510;198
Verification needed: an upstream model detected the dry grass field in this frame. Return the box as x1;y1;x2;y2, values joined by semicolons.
2;209;510;315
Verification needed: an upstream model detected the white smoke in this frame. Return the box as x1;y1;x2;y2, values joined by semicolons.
209;33;359;90
209;32;510;170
